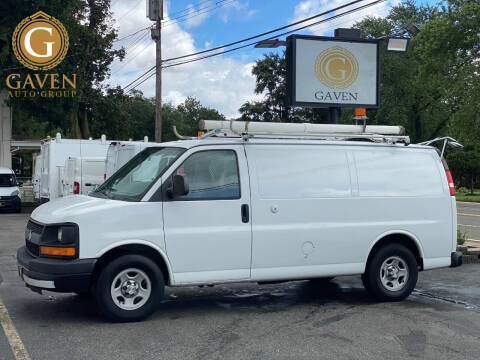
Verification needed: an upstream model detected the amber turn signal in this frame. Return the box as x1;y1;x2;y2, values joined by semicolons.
40;246;76;257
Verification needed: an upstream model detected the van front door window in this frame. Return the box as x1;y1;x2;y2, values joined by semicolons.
93;147;184;201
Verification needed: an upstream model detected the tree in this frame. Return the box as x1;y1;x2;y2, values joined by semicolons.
355;0;480;146
447;148;480;194
0;0;124;138
163;97;225;141
239;52;329;123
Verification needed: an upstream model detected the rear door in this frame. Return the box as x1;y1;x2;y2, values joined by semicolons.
81;159;105;194
162;145;252;284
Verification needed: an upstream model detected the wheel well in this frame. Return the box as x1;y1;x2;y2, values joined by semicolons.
367;234;423;270
91;244;171;287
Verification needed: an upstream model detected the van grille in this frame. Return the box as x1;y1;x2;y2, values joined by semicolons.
25;220;44;257
0;196;15;200
26;220;44;235
26;240;40;257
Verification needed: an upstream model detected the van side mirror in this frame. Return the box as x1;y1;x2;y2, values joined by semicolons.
167;174;189;198
17;182;23;187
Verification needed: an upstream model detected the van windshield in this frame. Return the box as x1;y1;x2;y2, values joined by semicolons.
93;147;184;201
0;174;15;187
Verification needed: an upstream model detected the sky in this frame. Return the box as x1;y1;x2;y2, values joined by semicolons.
107;0;437;118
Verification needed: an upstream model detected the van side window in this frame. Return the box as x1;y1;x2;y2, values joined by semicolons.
173;150;240;200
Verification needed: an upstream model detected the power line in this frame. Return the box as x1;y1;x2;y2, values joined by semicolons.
167;0;214;19
124;0;387;92
111;42;153;75
162;0;366;64
125;31;151;53
114;25;152;43
114;0;144;23
123;0;366;91
161;0;235;28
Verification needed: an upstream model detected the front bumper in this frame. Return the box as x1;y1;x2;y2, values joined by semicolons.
17;246;96;293
451;251;463;268
0;195;21;210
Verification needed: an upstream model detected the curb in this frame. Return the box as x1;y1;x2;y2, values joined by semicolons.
457;245;480;264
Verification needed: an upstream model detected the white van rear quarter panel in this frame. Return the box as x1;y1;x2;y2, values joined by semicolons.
246;144;453;280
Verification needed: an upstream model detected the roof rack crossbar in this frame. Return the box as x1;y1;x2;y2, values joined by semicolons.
198;128;410;144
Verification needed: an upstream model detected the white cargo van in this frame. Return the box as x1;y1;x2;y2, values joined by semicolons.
0;167;21;213
63;157;106;196
104;139;158;181
17;121;462;322
38;133;114;201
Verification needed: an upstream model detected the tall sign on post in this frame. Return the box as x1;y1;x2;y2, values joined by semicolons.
286;32;380;123
148;0;163;142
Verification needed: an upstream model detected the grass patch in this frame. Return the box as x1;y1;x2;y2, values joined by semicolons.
456;188;480;202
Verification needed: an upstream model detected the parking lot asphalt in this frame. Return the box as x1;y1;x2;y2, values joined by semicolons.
1;209;480;360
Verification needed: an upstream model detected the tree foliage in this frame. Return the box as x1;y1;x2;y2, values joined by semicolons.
239;52;329;123
0;0;124;138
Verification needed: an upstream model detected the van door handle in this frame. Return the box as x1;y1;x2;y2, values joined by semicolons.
241;204;249;223
85;183;92;186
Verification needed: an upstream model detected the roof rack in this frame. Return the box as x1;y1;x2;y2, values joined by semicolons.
196;120;410;145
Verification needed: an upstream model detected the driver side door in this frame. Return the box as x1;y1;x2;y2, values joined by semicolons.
162;145;252;284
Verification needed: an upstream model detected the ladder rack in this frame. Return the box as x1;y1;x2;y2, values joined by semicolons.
200;128;410;145
197;120;410;144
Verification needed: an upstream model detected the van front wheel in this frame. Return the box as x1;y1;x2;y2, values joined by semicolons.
94;254;164;322
363;244;418;302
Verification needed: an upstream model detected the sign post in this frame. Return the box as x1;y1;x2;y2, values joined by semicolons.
286;31;380;122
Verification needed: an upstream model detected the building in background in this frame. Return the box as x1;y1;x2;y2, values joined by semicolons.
0;90;40;201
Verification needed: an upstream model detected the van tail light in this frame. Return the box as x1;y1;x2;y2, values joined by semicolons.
104;173;106;180
73;181;80;194
445;170;455;196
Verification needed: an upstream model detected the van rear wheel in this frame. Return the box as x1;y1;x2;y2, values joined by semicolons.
363;244;418;301
94;254;164;322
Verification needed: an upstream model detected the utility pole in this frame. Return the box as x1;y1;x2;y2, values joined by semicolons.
149;0;163;142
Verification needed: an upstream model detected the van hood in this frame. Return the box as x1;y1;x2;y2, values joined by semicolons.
0;186;18;197
31;195;123;223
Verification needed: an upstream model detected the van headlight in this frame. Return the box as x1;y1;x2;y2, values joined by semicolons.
11;190;19;197
40;224;78;259
54;225;77;243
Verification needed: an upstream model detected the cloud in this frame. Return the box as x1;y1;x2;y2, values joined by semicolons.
291;0;401;36
184;1;214;29
107;0;262;118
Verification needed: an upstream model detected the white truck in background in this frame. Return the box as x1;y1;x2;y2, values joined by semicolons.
38;133;115;202
104;137;158;181
62;157;106;196
33;155;42;201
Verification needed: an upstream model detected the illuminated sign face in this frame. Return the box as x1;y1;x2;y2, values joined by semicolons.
12;11;69;71
287;35;379;108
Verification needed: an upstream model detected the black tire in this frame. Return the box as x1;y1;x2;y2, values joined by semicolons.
94;254;164;322
363;244;418;302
